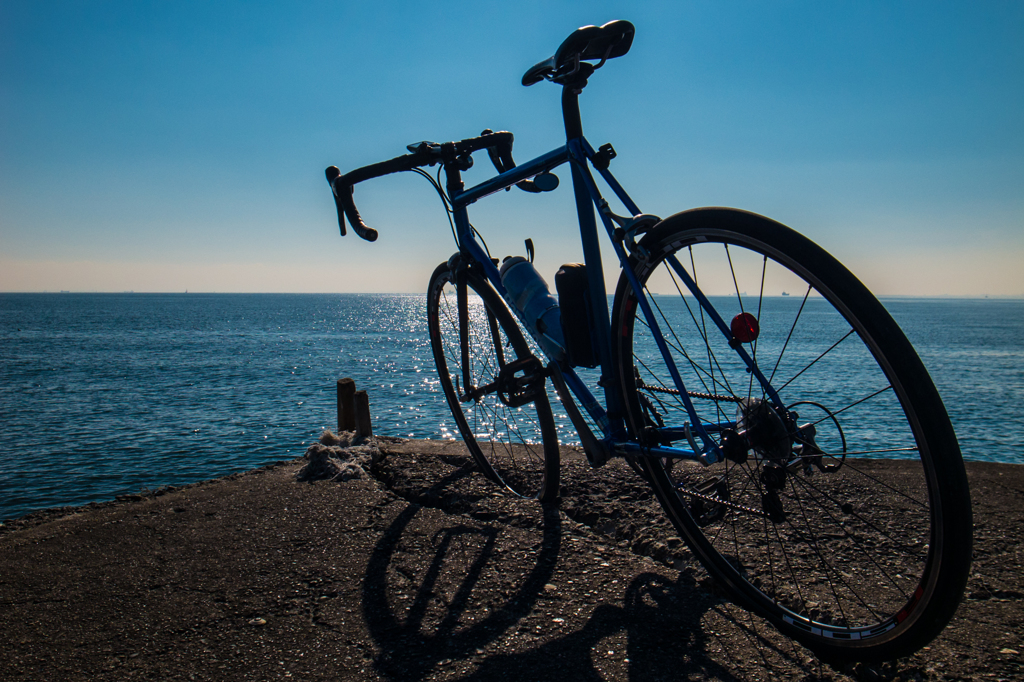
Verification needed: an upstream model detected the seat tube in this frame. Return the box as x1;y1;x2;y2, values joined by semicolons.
563;86;624;434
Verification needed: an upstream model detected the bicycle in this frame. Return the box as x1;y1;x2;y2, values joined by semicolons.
324;20;972;664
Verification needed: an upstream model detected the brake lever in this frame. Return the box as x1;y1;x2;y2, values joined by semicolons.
325;166;379;242
325;166;348;237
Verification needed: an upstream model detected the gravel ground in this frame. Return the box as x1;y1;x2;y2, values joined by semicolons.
0;437;1021;681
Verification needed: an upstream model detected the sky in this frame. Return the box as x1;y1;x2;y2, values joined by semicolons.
1;1;1022;296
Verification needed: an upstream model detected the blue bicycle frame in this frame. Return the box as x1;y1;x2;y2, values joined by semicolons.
444;133;789;467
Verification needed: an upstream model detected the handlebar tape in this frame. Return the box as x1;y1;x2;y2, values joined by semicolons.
325;166;348;237
480;129;516;173
325;165;378;242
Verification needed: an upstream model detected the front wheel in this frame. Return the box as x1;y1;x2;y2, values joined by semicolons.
610;208;972;662
427;259;559;501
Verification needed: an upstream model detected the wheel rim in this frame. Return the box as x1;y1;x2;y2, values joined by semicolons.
619;227;943;643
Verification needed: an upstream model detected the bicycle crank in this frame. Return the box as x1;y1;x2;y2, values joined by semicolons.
495;356;546;408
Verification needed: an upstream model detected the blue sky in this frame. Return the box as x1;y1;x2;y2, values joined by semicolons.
1;1;1021;295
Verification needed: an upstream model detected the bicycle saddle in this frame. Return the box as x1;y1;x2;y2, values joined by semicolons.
522;20;635;86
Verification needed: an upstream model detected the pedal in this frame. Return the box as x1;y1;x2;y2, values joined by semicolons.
495;357;545;408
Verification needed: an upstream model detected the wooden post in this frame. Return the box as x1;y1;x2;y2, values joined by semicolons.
337;378;356;432
354;390;373;439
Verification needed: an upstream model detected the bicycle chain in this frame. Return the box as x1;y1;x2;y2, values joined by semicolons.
641;382;744;403
641;380;763;516
678;486;768;517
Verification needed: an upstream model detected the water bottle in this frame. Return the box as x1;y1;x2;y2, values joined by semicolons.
499;256;566;362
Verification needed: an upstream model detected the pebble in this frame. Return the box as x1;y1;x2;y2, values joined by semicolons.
248;618;267;626
999;648;1018;654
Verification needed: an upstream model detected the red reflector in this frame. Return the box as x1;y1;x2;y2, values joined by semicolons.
731;312;760;343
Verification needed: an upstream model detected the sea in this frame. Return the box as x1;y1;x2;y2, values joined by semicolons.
1;293;1022;521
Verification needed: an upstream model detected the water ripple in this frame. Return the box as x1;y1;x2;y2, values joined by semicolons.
0;293;1021;520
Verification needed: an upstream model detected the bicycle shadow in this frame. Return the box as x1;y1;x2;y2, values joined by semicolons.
362;506;829;680
454;570;822;682
361;470;562;681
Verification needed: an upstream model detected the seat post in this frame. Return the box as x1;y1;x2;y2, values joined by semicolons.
561;84;584;140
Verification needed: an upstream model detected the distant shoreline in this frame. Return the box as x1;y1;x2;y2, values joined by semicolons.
2;291;1023;300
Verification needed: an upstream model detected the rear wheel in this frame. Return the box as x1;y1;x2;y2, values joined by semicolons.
611;208;972;661
427;259;559;501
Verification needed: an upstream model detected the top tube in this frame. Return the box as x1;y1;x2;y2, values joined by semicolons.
451;146;570;209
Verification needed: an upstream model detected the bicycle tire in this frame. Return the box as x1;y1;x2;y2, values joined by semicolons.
427;258;560;501
610;207;972;662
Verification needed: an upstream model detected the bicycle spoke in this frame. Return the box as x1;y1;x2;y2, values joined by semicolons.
808;457;930;509
748;255;769;401
641;293;728;398
666;259;739;402
775;329;857;393
786;474;920;595
768;287;812;386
